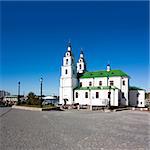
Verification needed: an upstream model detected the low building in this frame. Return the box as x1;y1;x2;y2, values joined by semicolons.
43;96;59;105
129;87;145;107
3;95;25;105
0;90;10;99
3;95;18;105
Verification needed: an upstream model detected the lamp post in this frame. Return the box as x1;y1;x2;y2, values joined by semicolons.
18;81;20;105
40;77;43;108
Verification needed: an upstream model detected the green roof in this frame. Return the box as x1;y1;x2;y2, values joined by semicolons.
75;86;118;90
80;70;129;79
129;86;144;90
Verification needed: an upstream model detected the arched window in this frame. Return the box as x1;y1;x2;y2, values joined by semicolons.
79;64;82;69
65;69;68;74
85;92;88;98
96;92;99;98
99;81;102;86
66;52;70;56
123;80;125;85
76;92;78;98
89;82;92;86
66;59;68;65
110;81;114;86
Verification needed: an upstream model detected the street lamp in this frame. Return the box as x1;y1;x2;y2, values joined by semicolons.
18;81;20;105
40;77;43;108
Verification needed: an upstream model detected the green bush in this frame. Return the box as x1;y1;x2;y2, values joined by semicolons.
26;92;41;105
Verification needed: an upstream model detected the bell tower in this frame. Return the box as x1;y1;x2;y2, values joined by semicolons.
59;42;78;105
77;49;86;74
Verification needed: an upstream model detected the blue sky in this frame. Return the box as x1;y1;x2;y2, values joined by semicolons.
1;1;149;95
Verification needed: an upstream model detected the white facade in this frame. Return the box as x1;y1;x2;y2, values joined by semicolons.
78;76;129;106
59;42;145;108
74;88;119;107
59;44;78;105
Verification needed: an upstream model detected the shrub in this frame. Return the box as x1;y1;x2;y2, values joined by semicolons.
26;92;41;105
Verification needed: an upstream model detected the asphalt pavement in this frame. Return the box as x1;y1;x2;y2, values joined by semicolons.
0;108;150;150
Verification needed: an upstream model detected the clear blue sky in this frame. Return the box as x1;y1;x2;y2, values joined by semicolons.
1;1;149;95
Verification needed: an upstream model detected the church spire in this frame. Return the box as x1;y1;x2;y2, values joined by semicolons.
80;48;84;58
77;48;86;74
67;39;72;51
106;61;111;72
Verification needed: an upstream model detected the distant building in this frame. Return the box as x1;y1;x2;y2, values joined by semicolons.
43;96;59;105
129;87;145;107
3;95;18;105
3;95;25;105
59;42;145;108
0;90;10;98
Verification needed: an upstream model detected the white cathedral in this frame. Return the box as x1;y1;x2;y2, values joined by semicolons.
59;42;145;108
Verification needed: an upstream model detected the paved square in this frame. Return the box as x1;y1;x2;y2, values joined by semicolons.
0;108;150;150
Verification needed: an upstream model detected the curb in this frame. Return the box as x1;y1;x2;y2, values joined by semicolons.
12;105;42;111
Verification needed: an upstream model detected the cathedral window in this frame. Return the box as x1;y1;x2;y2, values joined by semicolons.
85;92;88;98
123;80;125;85
96;92;99;98
80;82;82;87
66;59;68;65
66;52;70;56
89;82;92;86
99;81;102;86
79;64;82;69
76;92;78;98
65;69;68;74
110;81;114;86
